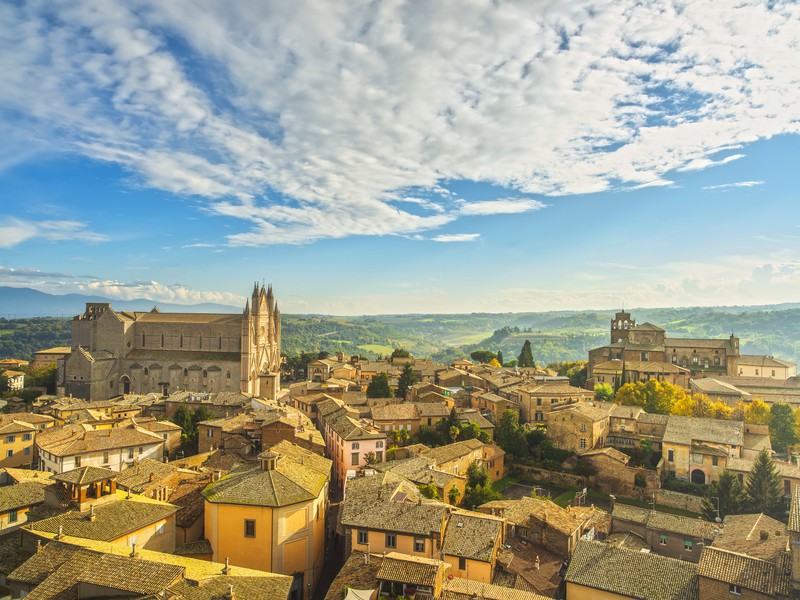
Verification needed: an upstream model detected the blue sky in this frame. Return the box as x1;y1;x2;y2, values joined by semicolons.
1;1;799;314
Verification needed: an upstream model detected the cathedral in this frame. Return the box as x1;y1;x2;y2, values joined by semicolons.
61;283;281;401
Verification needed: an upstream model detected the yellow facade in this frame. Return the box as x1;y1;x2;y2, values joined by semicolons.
566;582;632;600
442;556;492;583
0;428;36;468
350;529;438;559
205;502;275;572
0;505;33;531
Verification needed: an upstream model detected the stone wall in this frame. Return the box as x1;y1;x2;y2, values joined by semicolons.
584;454;659;499
510;463;587;488
654;489;704;513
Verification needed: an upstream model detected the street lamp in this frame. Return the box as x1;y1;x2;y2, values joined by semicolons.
709;496;722;523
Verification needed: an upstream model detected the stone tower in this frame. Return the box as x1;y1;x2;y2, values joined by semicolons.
610;310;635;344
241;283;281;400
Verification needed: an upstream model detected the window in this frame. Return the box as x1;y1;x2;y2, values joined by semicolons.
580;423;586;432
163;434;168;440
641;351;649;361
755;369;759;375
668;450;674;462
580;438;586;449
23;447;30;455
659;534;667;545
772;370;776;377
414;538;425;552
139;446;143;455
729;584;742;595
156;523;165;536
23;432;32;442
386;533;396;548
458;557;466;570
376;441;383;449
103;451;109;464
375;451;383;462
6;435;14;443
75;456;81;467
161;334;165;348
684;540;693;551
180;334;184;348
352;442;360;450
6;450;12;458
536;398;542;406
128;448;134;459
535;412;543;422
244;519;256;538
712;456;718;466
142;333;146;347
692;356;699;364
9;509;18;523
144;367;149;376
671;355;677;364
351;453;360;466
692;453;703;464
357;530;368;545
207;429;214;438
714;357;720;366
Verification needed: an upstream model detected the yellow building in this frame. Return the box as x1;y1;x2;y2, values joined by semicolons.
0;480;49;532
0;413;55;468
441;511;504;583
33;346;71;367
202;440;331;600
544;401;614;453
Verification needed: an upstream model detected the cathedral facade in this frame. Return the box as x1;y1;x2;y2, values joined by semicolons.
62;283;281;401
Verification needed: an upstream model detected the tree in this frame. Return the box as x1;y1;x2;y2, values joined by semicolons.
744;449;784;518
496;351;503;366
391;348;412;359
391;428;410;446
448;485;461;505
459;422;481;441
770;403;795;453
364;451;379;466
0;371;8;394
614;380;689;415
418;483;439;499
470;350;497;364
449;426;461;443
702;470;743;521
494;410;528;457
487;358;502;368
517;340;535;368
21;364;57;393
366;372;394;398
397;363;418;398
594;383;614;402
461;462;501;509
745;399;771;425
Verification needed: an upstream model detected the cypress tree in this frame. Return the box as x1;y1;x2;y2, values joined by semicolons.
517;340;535;368
745;449;784;518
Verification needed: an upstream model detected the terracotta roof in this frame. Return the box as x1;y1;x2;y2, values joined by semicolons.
790;485;800;533
370;403;420;421
500;496;589;535
662;415;743;447
173;539;213;556
35;424;164;457
169;479;207;528
375;552;446;587
738;355;795;368
116;459;178;492
0;481;48;512
612;505;715;539
566;540;698;600
415;403;452;418
441;511;503;561
202;442;330;507
424;439;484;465
713;513;788;562
28;494;178;542
442;576;550;600
580;447;630;464
698;546;781;596
52;466;116;486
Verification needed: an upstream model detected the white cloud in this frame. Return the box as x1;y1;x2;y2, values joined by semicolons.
0;219;107;248
703;180;765;190
458;198;546;216
430;233;481;243
1;1;799;244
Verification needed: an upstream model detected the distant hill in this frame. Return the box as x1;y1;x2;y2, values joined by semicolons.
0;287;241;318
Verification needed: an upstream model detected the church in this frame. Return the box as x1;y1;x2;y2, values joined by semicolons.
62;283;281;401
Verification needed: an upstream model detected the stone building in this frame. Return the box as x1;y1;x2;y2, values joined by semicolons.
62;283;281;401
587;310;741;389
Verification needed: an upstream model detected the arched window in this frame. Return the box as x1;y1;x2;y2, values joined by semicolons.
144;367;149;376
226;370;231;381
199;335;202;349
202;369;207;379
161;334;164;348
183;368;188;377
142;333;146;347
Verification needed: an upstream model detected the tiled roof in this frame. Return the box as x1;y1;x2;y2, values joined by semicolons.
713;513;788;562
202;442;330;507
455;408;494;429
52;466;116;486
612;505;714;539
116;459;178;492
35;424;164;457
690;378;748;396
580;447;630;464
0;481;47;512
549;401;614;422
340;472;447;536
662;415;743;447
0;534;34;579
28;494;178;541
790;485;800;533
415;403;451;418
375;552;445;587
441;512;502;561
698;546;779;595
566;540;698;600
425;439;484;465
371;403;420;421
442;576;550;600
372;456;459;489
738;354;795;368
169;479;207;528
173;539;213;556
499;496;588;534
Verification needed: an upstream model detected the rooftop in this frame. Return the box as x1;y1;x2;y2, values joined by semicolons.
612;505;715;539
713;513;788;562
662;415;744;447
0;481;48;513
698;546;788;597
566;540;698;600
35;424;165;457
441;511;503;562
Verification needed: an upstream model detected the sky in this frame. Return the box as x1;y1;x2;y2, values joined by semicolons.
1;0;800;315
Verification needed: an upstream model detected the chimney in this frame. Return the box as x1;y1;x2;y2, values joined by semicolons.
36;539;42;554
56;525;63;539
149;472;155;482
130;542;138;557
225;584;235;600
127;488;132;499
222;557;230;575
89;504;96;522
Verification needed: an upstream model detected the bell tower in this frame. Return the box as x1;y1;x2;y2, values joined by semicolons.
241;282;281;400
611;310;635;344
